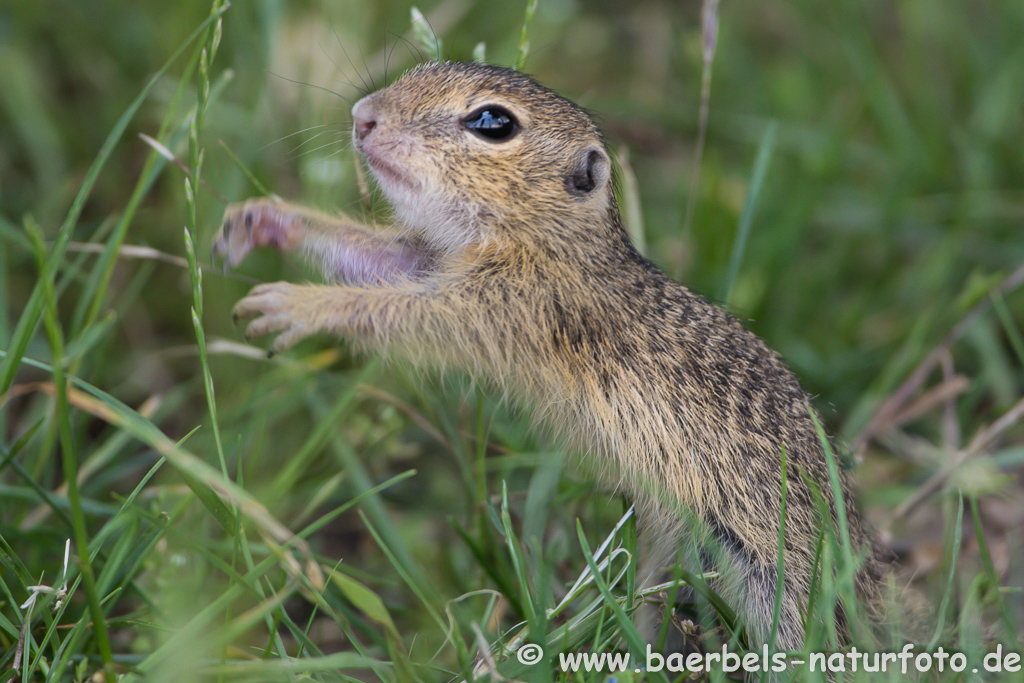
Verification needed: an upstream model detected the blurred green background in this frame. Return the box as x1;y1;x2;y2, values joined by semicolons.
2;0;1023;678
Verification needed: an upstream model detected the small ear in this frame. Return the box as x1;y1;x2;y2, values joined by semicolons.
566;147;610;197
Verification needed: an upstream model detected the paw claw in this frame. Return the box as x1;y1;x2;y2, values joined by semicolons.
214;198;303;273
231;282;314;355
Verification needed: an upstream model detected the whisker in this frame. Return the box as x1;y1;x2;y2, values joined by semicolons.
422;13;442;62
260;124;332;152
318;42;362;96
384;19;397;86
319;142;355;163
266;70;352;106
357;40;377;92
290;134;351;161
388;30;426;66
333;27;372;95
285;128;339;156
317;26;366;98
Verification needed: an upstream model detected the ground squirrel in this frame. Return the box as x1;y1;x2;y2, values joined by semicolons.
214;61;886;652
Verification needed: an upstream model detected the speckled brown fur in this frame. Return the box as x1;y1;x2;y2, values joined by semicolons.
214;61;887;651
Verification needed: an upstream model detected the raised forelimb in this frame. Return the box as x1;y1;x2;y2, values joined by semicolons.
230;280;469;360
213;198;437;284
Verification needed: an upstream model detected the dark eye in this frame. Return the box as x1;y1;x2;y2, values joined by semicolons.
464;106;519;142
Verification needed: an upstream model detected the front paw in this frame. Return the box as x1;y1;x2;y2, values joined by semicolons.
232;281;312;356
212;198;304;270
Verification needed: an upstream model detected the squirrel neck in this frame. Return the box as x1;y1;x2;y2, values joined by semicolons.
482;199;638;268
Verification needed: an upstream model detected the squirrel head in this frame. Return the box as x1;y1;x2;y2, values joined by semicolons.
352;61;614;252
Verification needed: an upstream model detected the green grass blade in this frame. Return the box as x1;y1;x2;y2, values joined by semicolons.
926;491;964;651
0;3;229;396
967;495;1017;640
724;120;777;306
767;445;788;658
573;521;648;660
25;217;115;675
514;0;538;71
410;7;443;62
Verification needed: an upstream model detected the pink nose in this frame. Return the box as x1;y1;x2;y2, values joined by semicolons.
352;98;378;141
354;114;376;140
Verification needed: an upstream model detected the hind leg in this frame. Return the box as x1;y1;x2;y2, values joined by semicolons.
635;537;703;656
736;559;806;652
635;520;807;655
